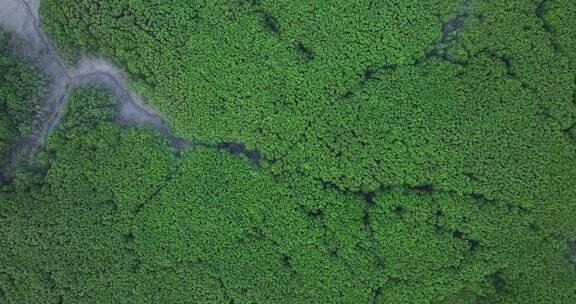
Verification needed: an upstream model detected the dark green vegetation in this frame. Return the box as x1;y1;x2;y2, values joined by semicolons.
1;88;574;303
41;0;576;194
0;30;44;163
0;0;574;303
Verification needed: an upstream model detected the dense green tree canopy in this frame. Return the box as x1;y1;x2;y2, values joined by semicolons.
41;0;576;194
0;0;574;303
1;88;575;303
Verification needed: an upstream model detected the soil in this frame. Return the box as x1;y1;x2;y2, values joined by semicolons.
0;0;261;182
0;0;196;180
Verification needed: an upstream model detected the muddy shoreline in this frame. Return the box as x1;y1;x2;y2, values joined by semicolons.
0;0;181;138
0;0;261;181
0;0;198;180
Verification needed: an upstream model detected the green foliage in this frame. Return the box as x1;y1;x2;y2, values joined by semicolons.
0;30;44;160
1;88;576;303
40;0;576;195
0;0;571;302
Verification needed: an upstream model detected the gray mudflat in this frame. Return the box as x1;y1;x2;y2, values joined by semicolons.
0;0;196;181
0;0;182;138
0;0;194;158
0;0;259;181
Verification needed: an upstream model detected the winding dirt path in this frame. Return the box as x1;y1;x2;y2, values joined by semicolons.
0;0;194;170
0;0;260;181
0;0;183;138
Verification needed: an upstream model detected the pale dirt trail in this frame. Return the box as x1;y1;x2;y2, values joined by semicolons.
0;0;259;181
0;0;195;179
0;0;181;139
